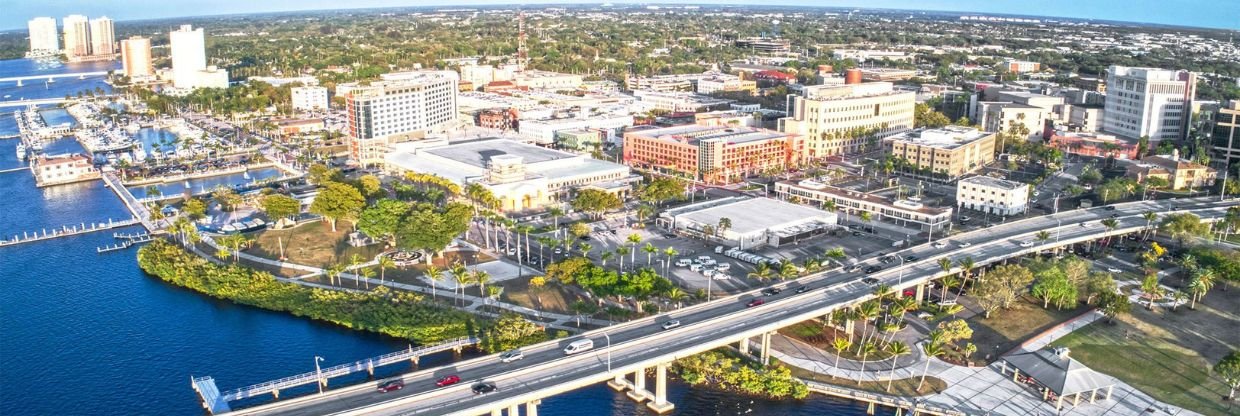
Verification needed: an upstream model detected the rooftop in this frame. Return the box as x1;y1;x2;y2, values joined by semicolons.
423;138;574;168
626;124;793;145
782;179;952;216
668;197;835;236
886;126;993;150
800;82;906;101
1005;348;1113;396
959;175;1027;191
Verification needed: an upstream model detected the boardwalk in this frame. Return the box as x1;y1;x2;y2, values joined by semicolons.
102;172;164;232
0;218;141;247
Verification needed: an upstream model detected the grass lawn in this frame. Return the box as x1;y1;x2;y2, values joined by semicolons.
497;278;585;316
248;220;385;268
788;365;948;397
965;295;1090;362
779;321;896;361
1051;284;1239;416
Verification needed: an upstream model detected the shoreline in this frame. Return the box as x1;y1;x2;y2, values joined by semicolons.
122;162;281;186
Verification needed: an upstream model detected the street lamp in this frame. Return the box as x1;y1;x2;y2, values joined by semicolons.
897;255;907;286
315;356;325;394
602;332;612;373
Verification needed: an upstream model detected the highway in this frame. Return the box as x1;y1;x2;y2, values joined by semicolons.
222;198;1236;416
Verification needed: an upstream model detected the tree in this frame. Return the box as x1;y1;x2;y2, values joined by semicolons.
642;242;658;265
918;342;945;391
1214;351;1240;401
182;198;207;220
1084;271;1116;305
570;188;621;219
857;342;878;384
307;163;341;184
748;262;773;280
638;177;685;206
1031;267;1077;309
717;217;732;237
974;264;1034;318
378;256;396;286
357;174;383;199
886;341;911;392
1160;213;1211;247
830;338;851;379
212;187;243;212
310;181;366;232
548;207;565;229
1097;292;1131;323
569;222;591;240
358;199;411;246
260;194;301;221
1140;273;1164;310
398;203;472;259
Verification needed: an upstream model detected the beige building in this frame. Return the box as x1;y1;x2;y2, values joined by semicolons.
120;37;153;78
956;175;1029;216
1125;150;1217;190
779;82;915;158
33;154;100;187
981;103;1044;141
774;179;953;232
511;70;583;90
345;71;459;166
622;124;804;184
884;126;997;180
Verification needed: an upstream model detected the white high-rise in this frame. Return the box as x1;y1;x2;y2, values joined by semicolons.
26;17;60;55
88;17;115;56
169;25;227;89
1103;65;1196;142
62;15;90;58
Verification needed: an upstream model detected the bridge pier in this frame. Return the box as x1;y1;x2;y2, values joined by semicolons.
490;408;501;416
738;336;750;355
525;400;540;416
607;373;629;391
646;363;674;413
271;389;279;399
760;331;772;366
844;318;856;342
507;403;520;415
914;282;925;303
625;368;649;402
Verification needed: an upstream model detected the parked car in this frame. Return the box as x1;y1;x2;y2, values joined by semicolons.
471;381;498;394
377;379;405;393
716;263;731;271
661;320;681;330
435;375;460;387
499;350;524;363
676;258;692;267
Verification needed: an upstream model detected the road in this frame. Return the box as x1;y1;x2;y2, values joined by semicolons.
223;198;1236;416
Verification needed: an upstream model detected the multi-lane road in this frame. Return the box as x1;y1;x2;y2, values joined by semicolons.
223;198;1236;416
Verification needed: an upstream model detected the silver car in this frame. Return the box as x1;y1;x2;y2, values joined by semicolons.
499;350;524;363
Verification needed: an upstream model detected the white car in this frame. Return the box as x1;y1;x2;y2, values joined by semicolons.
716;263;731;271
676;258;692;267
958;242;972;248
703;269;716;278
661;320;681;330
932;241;947;248
698;255;712;262
499;350;524;363
1019;241;1035;247
1107;267;1122;273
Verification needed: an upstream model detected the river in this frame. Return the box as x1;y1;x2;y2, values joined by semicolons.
0;59;871;415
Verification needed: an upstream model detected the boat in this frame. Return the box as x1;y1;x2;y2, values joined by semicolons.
16;143;27;159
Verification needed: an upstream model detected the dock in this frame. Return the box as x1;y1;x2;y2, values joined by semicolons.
0;218;141;248
192;337;480;413
96;235;154;253
102;172;164;232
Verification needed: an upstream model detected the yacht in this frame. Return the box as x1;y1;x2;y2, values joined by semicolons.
15;143;27;159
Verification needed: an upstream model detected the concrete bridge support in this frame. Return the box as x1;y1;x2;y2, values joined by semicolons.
914;282;925;303
626;368;649;402
525;400;540;416
738;335;750;355
759;331;773;366
646;363;674;414
608;363;674;414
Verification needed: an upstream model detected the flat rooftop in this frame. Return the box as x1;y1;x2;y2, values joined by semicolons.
424;138;575;168
886;126;993;150
670;197;834;236
628;125;791;145
959;175;1027;191
782;180;951;216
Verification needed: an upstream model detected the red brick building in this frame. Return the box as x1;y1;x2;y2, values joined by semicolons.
623;124;803;184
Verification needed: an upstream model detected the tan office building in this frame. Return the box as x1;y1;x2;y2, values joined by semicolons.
779;82;914;158
884;126;996;180
120;37;153;78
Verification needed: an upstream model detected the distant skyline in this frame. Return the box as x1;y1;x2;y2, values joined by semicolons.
4;0;1238;31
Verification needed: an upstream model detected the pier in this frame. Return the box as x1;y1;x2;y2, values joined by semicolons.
102;172;165;232
97;234;154;253
0;218;141;247
191;337;480;414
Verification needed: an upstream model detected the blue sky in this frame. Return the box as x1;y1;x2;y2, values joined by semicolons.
5;0;1238;31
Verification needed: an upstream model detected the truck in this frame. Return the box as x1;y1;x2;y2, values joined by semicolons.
563;339;594;355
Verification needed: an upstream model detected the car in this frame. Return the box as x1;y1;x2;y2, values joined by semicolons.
506;248;517;255
703;269;716;278
579;235;591;241
661;320;681;330
676;258;692;267
553;247;563;254
1110;214;1119;219
960;216;971;222
761;287;783;296
1107;267;1122;273
471;381;498;394
714;246;725;254
435;375;461;387
904;255;918;262
958;242;972;248
609;229;618;235
932;241;947;248
716;263;731;271
1105;206;1116;211
499;350;524;363
845;264;861;272
698;255;712;261
864;265;882;274
795;286;809;294
1019;241;1035;247
377;379;405;393
852;231;863;236
746;298;765;307
861;277;880;286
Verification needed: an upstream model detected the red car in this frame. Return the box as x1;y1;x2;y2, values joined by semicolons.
377;379;404;393
436;375;461;387
746;298;765;307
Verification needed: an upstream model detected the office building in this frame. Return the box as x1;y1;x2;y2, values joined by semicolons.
88;17;115;57
1125;150;1217;190
774;179;953;232
519;113;633;145
632;90;733;113
980;103;1044;141
26;17;59;56
956;176;1029;216
778;82;915;158
1212;100;1240;170
120;37;153;78
695;73;756;95
884;126;997;180
1048;131;1139;160
831;49;916;63
169;25;229;90
999;59;1041;73
1074;77;1106;93
1068;104;1105;132
1103;66;1196;141
384;137;636;212
860;68;917;82
62;15;90;58
511;70;583;90
622;124;804;184
291;86;330;111
345;71;459;166
659;197;838;249
734;37;791;54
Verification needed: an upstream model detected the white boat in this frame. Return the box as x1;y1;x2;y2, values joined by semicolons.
15;143;26;159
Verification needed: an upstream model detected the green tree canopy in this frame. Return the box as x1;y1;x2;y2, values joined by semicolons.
571;188;622;219
260;194;302;221
310;181;366;232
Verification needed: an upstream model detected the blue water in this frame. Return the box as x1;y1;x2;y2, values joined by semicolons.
126;167;285;199
134;127;179;154
0;58;118;101
0;59;869;415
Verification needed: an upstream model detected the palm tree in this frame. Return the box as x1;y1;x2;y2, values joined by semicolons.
956;257;975;297
617;247;630;270
377;256;396;285
578;242;593;256
600;251;614;267
451;263;470;306
423;263;442;299
830;338;852;378
348;253;364;287
778;260;799;280
962;343;977;364
717;217;732;237
642;242;657;265
857;342;878;384
854;301;881;352
324;263;344;286
859;211;873;231
1035;230;1051;248
473;270;491;298
627;234;642;263
1186;277;1207;309
1142;211;1159;240
940;275;960;303
748;262;773;281
665;287;688;308
886;341;911;392
357;266;375;290
549;207;564;229
663;247;679;275
1140;273;1163;310
1101;218;1120;248
1170;290;1188;311
919;342;945;391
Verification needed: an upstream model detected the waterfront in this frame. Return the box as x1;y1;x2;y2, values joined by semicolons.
0;62;869;415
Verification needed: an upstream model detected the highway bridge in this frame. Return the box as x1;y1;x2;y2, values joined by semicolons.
0;71;109;86
0;97;78;109
215;198;1236;416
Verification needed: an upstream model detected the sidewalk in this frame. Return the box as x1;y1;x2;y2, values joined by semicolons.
771;310;1198;415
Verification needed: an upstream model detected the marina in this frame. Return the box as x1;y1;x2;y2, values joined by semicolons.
0;217;140;247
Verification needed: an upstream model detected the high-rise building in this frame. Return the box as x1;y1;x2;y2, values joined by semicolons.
1212;100;1240;171
120;37;153;78
778;82;915;159
883;126;997;180
1103;65;1196;142
26;17;60;56
622;124;804;184
345;71;459;166
88;17;115;56
291;86;329;111
62;15;90;58
169;25;228;89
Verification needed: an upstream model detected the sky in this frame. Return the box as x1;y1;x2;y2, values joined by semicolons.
5;0;1239;31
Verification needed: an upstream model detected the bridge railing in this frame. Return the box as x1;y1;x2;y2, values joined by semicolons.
219;336;478;402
